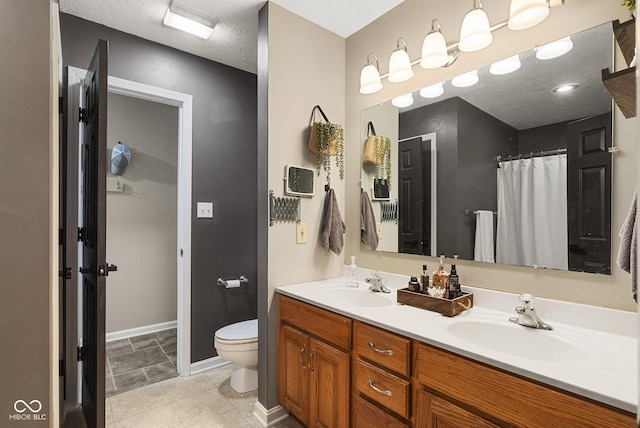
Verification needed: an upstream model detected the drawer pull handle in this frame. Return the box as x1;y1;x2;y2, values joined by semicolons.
300;344;306;368
369;342;393;356
309;350;315;373
367;379;392;396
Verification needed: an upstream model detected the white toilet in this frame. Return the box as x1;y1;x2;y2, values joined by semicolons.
214;319;258;393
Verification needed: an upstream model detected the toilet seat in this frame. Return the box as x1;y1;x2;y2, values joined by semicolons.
214;319;257;345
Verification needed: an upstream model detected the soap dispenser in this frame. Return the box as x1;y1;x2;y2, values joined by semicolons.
346;256;359;288
432;255;450;291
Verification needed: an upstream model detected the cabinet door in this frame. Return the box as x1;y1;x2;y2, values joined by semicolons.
415;389;499;428
279;325;310;425
309;338;350;428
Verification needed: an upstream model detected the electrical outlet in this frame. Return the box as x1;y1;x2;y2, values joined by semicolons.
296;223;308;244
376;222;382;238
197;202;213;219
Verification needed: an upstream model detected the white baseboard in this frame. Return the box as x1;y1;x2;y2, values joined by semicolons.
253;402;289;427
190;356;231;375
106;320;177;342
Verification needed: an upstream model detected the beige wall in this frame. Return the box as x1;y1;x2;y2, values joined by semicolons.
345;0;637;311
265;0;346;405
106;93;178;333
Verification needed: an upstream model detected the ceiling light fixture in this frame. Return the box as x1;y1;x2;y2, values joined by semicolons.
452;70;479;88
535;36;573;60
360;54;383;94
459;0;493;52
420;82;445;98
508;0;550;31
163;1;217;40
392;93;414;108
552;83;578;93
388;38;414;82
420;20;449;69
489;55;521;75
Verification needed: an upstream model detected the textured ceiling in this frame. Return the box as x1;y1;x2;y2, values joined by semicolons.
59;0;405;74
400;23;613;130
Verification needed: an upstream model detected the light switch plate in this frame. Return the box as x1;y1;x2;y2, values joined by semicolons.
296;223;308;244
197;202;213;219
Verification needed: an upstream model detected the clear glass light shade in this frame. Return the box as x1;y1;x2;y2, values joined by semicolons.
420;31;448;69
420;82;445;98
489;55;521;75
508;0;550;31
388;48;414;82
391;93;414;108
459;8;492;52
163;8;214;39
535;36;573;60
359;63;383;94
451;70;479;88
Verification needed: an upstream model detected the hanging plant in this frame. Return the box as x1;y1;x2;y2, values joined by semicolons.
307;105;344;187
374;135;392;191
622;0;635;11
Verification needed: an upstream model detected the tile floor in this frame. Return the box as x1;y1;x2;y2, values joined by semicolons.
106;329;178;397
106;364;304;428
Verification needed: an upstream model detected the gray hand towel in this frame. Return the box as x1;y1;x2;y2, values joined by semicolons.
360;191;379;250
617;190;637;302
320;189;346;256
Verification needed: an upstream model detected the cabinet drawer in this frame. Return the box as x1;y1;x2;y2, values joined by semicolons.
279;294;352;350
353;395;408;428
354;358;410;419
355;321;411;377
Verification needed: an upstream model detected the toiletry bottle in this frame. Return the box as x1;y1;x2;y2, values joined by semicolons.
346;256;359;287
432;255;450;296
409;276;420;292
421;264;429;293
448;264;461;299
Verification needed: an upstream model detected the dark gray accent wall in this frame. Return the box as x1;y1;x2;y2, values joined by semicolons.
60;14;258;363
0;0;52;424
517;121;569;155
399;97;516;259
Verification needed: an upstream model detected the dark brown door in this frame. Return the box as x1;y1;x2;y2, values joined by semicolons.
567;113;611;274
398;137;431;255
80;40;109;428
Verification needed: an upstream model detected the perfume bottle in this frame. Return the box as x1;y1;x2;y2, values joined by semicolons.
346;256;359;288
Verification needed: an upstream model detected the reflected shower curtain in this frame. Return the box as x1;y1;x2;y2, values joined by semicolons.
496;154;568;270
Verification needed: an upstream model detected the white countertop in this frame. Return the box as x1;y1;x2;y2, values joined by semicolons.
276;271;638;413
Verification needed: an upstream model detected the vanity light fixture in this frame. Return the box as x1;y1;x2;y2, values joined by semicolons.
489;55;521;75
459;0;493;52
507;0;550;31
451;69;479;88
392;92;414;108
535;36;573;60
420;20;449;69
552;83;578;93
359;53;383;94
163;0;217;40
388;38;414;82
420;82;445;98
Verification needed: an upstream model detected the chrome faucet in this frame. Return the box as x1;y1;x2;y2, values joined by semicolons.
509;294;553;330
365;271;390;293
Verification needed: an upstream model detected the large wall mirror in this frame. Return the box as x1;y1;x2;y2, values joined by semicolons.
360;22;623;275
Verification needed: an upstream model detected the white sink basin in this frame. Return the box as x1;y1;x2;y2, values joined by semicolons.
314;287;393;308
440;316;622;365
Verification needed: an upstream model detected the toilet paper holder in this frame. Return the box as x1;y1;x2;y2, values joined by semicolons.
217;275;248;288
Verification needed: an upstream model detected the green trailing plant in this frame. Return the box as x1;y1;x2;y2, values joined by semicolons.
622;0;635;11
374;136;392;191
315;122;344;187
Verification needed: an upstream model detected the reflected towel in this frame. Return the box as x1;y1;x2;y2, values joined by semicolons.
321;189;346;256
360;191;379;250
617;190;637;302
474;210;495;263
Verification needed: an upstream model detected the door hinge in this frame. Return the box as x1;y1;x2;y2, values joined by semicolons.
77;347;84;362
79;107;87;123
59;359;65;377
78;227;84;241
59;267;72;280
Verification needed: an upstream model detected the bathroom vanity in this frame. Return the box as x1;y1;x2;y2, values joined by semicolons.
276;277;636;427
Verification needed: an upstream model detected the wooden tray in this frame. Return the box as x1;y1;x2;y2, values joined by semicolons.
396;288;473;317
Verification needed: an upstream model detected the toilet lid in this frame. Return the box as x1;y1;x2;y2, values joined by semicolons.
215;319;257;341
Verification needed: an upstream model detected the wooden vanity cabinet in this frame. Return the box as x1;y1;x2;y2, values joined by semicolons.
278;295;351;427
